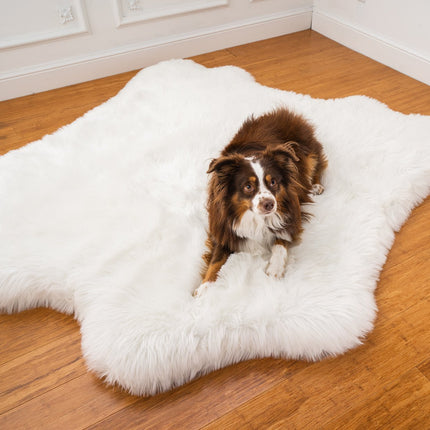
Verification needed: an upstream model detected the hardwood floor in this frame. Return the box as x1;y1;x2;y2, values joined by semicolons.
0;30;429;429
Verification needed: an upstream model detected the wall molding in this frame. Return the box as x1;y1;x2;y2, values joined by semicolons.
0;8;312;101
0;0;89;50
113;0;228;28
312;9;430;86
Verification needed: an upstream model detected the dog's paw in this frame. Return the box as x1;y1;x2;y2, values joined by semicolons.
311;183;324;195
193;282;212;298
265;261;286;279
265;244;288;279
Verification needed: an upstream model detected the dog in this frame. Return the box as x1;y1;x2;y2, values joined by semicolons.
193;107;327;297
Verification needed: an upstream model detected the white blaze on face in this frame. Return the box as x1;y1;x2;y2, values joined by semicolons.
233;158;280;251
249;159;277;215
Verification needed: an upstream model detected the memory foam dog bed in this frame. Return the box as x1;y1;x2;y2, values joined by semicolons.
1;60;429;395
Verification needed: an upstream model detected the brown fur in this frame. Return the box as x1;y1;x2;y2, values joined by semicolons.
196;107;327;294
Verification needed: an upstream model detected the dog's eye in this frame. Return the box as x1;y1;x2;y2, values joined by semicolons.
269;178;277;187
243;183;254;193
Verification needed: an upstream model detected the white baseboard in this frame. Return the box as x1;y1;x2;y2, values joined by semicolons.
312;10;430;87
0;9;312;101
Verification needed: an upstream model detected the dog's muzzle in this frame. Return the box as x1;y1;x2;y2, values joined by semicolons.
255;193;277;215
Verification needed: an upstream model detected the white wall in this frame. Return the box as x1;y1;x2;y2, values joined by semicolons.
312;0;430;85
0;0;313;101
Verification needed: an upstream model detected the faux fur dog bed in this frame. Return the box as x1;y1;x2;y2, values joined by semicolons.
1;60;429;395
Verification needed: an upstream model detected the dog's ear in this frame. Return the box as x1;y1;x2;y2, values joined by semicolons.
207;154;243;176
270;142;300;162
266;143;300;175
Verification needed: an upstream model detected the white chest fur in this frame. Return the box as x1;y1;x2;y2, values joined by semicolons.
234;209;276;255
233;209;290;278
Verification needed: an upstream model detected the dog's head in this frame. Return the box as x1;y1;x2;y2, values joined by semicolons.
207;144;306;241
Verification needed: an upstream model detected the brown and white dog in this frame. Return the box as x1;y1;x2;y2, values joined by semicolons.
194;108;327;297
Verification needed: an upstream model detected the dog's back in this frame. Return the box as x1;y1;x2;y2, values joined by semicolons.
224;108;320;154
224;108;327;193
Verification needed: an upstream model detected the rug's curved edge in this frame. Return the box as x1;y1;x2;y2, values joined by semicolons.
0;262;76;315
82;324;369;397
78;257;379;396
82;308;375;396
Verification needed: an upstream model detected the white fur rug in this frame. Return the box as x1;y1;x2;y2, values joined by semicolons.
1;60;429;395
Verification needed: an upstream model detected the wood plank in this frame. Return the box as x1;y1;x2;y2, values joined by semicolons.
418;358;430;381
189;48;237;68
0;309;79;365
87;359;303;430
383;197;430;271
376;239;430;320
0;332;85;414
0;373;139;430
323;368;430;429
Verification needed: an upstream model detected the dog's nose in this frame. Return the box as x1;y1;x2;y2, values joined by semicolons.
260;198;275;214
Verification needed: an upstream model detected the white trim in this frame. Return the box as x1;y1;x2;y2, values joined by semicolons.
113;0;228;28
311;9;430;86
0;8;312;101
0;0;90;50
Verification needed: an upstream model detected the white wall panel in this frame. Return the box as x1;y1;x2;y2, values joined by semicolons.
0;0;89;49
0;0;312;100
113;0;228;27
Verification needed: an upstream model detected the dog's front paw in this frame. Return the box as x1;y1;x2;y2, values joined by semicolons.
265;244;288;279
265;260;286;279
193;282;213;298
311;183;324;195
